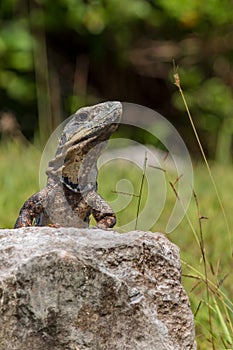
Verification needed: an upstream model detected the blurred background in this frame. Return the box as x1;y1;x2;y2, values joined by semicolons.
1;1;233;348
1;0;233;162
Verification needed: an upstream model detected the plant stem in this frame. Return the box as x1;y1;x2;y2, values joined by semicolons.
135;151;147;230
174;71;232;255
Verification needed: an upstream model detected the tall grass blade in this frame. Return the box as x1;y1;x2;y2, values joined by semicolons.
173;68;232;255
135;151;147;229
213;296;233;346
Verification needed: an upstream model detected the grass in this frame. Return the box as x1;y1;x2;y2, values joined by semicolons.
0;141;41;228
173;70;233;349
0;140;232;349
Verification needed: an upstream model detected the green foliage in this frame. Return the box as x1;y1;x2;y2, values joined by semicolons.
0;0;233;160
0;141;40;228
157;0;233;26
173;71;233;163
0;17;35;101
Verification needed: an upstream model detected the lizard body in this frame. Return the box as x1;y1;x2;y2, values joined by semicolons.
14;101;122;229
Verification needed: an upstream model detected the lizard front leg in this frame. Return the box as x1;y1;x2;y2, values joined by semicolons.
84;190;116;229
14;191;46;228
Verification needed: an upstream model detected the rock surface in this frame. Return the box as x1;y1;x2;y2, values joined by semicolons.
0;228;196;350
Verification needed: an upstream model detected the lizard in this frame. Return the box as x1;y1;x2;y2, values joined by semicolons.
14;101;122;229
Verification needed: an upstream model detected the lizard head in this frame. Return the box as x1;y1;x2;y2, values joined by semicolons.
49;101;122;192
58;101;122;150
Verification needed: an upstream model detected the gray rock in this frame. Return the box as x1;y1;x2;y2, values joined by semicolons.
0;228;196;350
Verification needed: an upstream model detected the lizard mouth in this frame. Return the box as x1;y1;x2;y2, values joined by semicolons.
71;122;119;146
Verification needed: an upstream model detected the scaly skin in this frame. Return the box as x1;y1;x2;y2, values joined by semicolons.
14;101;122;229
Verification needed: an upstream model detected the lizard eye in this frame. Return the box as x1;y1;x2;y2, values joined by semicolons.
78;112;88;121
